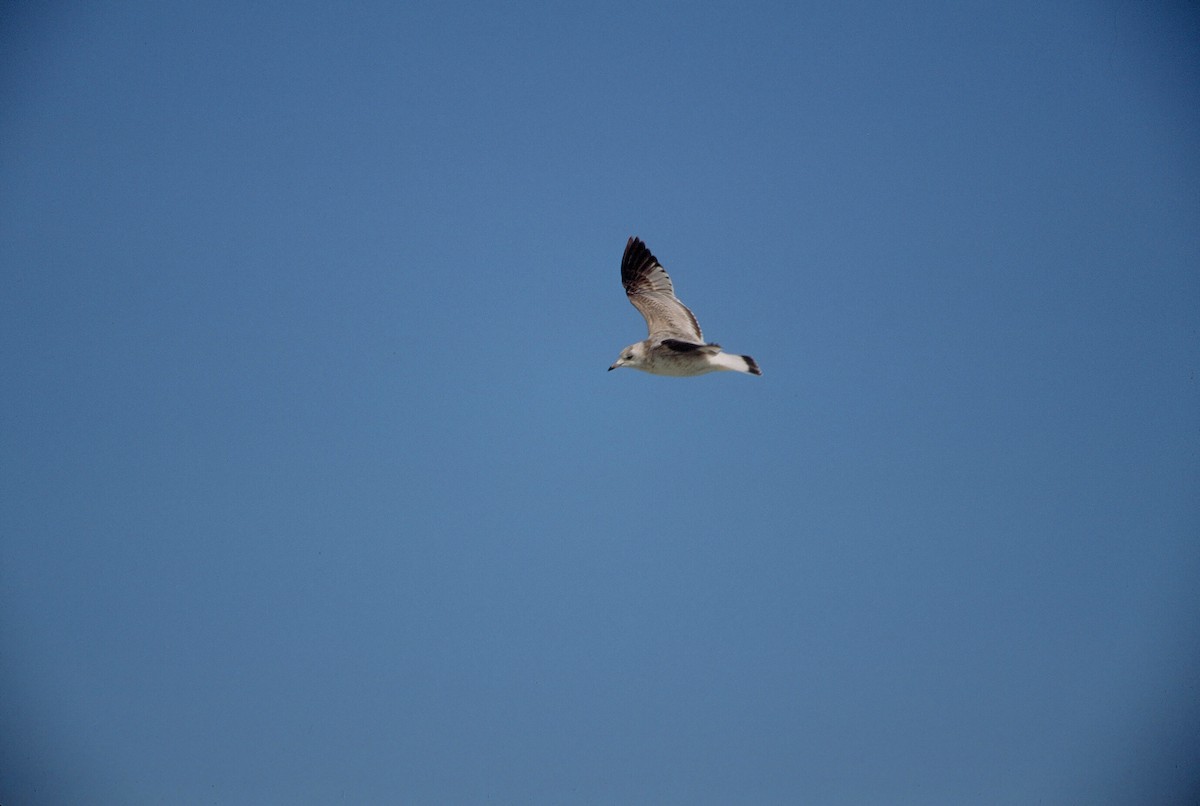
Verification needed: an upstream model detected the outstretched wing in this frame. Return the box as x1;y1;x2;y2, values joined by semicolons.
621;237;703;342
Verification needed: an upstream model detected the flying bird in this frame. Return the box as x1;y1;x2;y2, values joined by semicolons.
608;237;762;377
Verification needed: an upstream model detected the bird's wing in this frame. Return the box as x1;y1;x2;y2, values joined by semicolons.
621;237;703;342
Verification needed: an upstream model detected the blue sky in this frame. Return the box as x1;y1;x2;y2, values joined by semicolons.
2;2;1198;803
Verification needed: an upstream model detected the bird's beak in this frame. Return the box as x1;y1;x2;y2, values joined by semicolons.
608;361;620;371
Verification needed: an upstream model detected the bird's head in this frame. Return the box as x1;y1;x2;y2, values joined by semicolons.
608;342;646;372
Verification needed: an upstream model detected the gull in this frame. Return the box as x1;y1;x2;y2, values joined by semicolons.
608;236;762;377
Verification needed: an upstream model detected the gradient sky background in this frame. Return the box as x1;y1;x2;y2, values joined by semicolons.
2;2;1198;803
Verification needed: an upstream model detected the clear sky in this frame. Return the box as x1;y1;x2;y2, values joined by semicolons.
2;2;1198;803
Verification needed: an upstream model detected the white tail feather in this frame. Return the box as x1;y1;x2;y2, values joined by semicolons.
710;351;762;375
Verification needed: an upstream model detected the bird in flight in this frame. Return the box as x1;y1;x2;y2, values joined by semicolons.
608;236;762;377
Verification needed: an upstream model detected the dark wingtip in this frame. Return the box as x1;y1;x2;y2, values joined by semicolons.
623;236;642;262
621;236;658;290
743;355;762;376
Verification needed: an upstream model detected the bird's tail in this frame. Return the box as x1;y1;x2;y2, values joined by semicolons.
712;351;762;376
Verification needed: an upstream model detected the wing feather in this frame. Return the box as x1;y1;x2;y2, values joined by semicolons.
621;237;703;341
